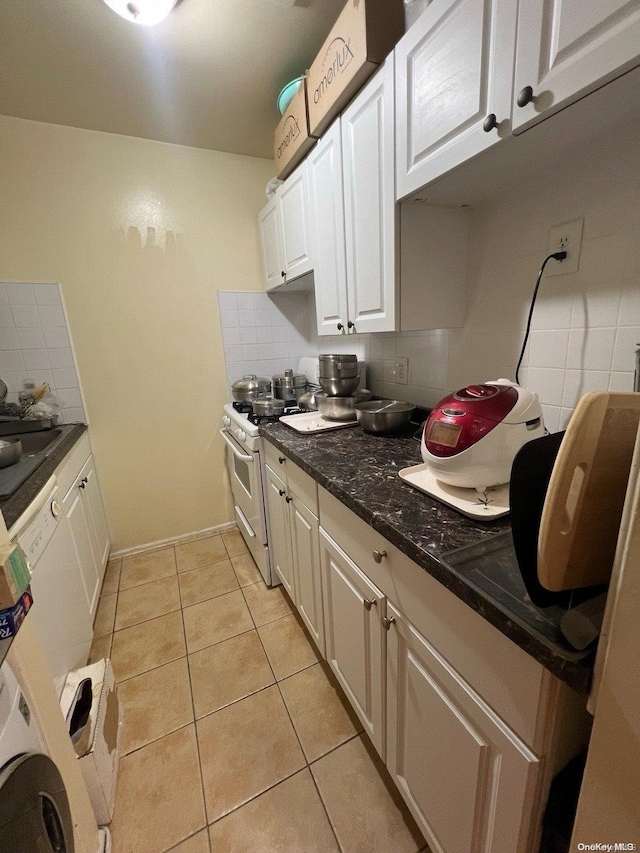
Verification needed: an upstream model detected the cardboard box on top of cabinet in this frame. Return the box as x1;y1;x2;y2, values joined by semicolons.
0;543;31;609
60;659;121;826
273;79;317;180
306;0;405;138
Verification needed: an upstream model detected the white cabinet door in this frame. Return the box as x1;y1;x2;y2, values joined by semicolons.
395;0;518;200
64;483;101;619
386;604;540;853
277;162;313;282
289;490;324;656
264;465;296;600
513;0;640;133
258;199;285;291
79;455;110;579
320;528;386;756
307;120;350;337
341;60;397;334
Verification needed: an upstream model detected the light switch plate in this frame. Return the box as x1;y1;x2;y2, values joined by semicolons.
547;218;584;277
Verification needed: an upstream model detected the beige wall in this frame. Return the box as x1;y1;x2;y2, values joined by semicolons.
0;115;273;550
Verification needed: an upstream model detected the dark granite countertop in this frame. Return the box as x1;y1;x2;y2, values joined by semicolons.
260;421;594;693
1;424;88;531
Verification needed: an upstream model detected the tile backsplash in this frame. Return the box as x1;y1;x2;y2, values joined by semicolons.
0;282;86;423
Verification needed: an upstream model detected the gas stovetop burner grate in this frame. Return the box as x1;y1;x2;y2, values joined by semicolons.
232;401;254;414
246;404;302;426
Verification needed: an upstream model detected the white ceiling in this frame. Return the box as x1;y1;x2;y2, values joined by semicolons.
0;0;344;158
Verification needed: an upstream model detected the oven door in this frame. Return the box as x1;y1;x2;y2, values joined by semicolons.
220;429;267;551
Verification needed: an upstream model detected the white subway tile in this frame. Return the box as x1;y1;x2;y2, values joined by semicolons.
531;294;573;330
618;287;640;326
17;327;46;350
566;327;616;371
11;306;40;327
525;368;565;406
608;372;634;391
225;361;241;380
0;329;20;351
47;348;75;369
239;327;257;345
43;327;71;348
61;407;86;424
612;326;640;372
38;305;66;327
528;330;569;369
1;372;26;393
370;335;383;361
236;293;255;311
218;292;238;311
6;284;35;305
238;310;257;328
559;408;574;430
541;405;561;433
571;289;621;329
255;326;273;344
0;307;14;328
561;369;610;408
22;349;51;370
34;284;62;306
219;309;239;330
222;325;241;347
52;368;79;389
241;344;259;362
225;344;242;363
382;336;397;360
57;388;83;408
0;351;24;372
272;343;289;359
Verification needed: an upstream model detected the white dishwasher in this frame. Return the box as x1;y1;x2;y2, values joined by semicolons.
11;476;94;697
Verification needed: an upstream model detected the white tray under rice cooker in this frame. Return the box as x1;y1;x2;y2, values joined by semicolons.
279;411;359;434
400;379;545;519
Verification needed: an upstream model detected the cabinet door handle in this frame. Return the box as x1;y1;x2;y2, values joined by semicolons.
82;477;88;485
281;270;286;278
278;456;285;464
278;489;285;497
382;616;396;631
337;323;344;331
372;549;387;563
482;113;499;132
517;86;535;108
79;481;86;490
347;321;355;330
285;495;292;503
363;598;377;611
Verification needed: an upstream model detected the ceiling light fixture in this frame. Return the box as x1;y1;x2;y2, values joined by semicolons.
101;0;178;26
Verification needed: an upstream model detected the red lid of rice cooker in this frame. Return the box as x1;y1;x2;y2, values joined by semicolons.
424;384;519;458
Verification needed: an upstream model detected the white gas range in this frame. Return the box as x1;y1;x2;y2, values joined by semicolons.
220;401;276;586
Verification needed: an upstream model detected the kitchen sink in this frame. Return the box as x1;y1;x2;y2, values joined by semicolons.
2;426;72;457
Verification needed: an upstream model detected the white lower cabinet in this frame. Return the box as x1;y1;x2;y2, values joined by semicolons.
79;455;110;574
264;460;325;655
264;464;295;599
319;528;386;757
63;465;103;619
386;603;540;853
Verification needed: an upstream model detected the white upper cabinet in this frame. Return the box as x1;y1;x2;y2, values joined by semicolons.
258;162;313;292
342;59;397;334
395;0;518;200
258;199;283;291
307;120;350;336
277;162;313;281
513;0;640;133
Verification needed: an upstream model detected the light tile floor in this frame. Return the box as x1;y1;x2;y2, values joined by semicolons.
91;530;428;853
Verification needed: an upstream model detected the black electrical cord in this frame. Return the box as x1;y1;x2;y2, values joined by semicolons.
515;251;568;385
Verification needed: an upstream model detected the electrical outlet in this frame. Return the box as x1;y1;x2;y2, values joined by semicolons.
547;218;584;277
395;357;409;385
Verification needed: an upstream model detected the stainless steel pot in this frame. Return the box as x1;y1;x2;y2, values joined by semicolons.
319;374;361;397
253;396;286;418
0;437;21;468
272;369;307;401
297;386;322;412
316;390;373;422
355;400;415;434
232;374;271;403
318;354;359;379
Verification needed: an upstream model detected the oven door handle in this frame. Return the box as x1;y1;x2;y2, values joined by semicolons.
219;428;253;462
235;505;256;540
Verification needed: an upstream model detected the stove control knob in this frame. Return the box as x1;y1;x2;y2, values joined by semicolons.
222;416;231;427
237;430;246;443
50;500;62;519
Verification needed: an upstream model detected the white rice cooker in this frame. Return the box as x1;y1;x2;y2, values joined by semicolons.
421;379;546;490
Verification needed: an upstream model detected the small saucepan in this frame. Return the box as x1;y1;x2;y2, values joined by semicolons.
0;438;22;468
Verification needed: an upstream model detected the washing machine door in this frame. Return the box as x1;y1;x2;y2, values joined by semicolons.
0;752;74;853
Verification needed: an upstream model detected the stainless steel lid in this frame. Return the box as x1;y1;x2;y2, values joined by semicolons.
272;369;307;389
232;374;271;393
318;354;359;378
319;354;358;366
253;395;286;415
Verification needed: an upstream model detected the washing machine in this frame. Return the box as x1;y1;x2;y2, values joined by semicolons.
0;660;75;852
